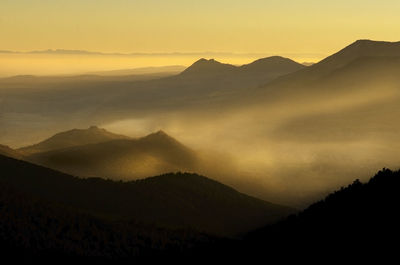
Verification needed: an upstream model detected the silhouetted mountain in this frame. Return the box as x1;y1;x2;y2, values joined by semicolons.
0;154;293;236
19;126;129;155
216;168;400;261
181;56;304;78
24;129;200;179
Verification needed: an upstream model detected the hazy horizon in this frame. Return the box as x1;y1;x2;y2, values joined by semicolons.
0;52;313;77
2;0;400;77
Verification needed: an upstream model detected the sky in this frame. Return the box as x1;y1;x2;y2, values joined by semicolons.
1;1;399;55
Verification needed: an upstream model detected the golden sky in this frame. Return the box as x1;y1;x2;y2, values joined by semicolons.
1;0;399;62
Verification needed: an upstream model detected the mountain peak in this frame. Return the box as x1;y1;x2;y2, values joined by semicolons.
154;129;168;136
241;56;305;72
181;58;236;76
143;130;173;141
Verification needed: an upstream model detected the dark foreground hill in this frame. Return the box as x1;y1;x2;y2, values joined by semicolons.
0;183;213;263
215;168;400;261
2;156;399;262
0;154;292;237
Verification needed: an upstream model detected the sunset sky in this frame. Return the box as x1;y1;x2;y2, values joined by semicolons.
1;0;399;58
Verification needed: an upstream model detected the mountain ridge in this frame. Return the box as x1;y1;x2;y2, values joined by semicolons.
0;154;293;236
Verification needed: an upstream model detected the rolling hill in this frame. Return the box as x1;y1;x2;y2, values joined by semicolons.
23;129;200;179
0;154;293;236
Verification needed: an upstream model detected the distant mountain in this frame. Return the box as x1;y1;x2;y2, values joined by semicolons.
24;129;200;179
19;126;129;155
240;56;306;73
0;56;305;136
0;154;293;236
180;56;304;79
94;56;304;112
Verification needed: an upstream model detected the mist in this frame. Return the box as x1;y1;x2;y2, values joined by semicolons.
2;42;400;208
97;81;400;206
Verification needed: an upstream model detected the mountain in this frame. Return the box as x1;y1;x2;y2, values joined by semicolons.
267;39;400;84
24;129;200;179
245;39;400;107
180;56;304;79
316;39;400;70
0;154;293;236
19;126;129;155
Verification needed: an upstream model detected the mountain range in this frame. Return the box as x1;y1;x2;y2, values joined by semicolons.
0;55;305;123
2;39;400;261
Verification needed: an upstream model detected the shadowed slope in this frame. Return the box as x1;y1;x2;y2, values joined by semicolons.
0;154;293;236
19;126;130;155
0;144;22;159
25;130;199;179
235;168;400;261
0;182;212;262
316;39;400;70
